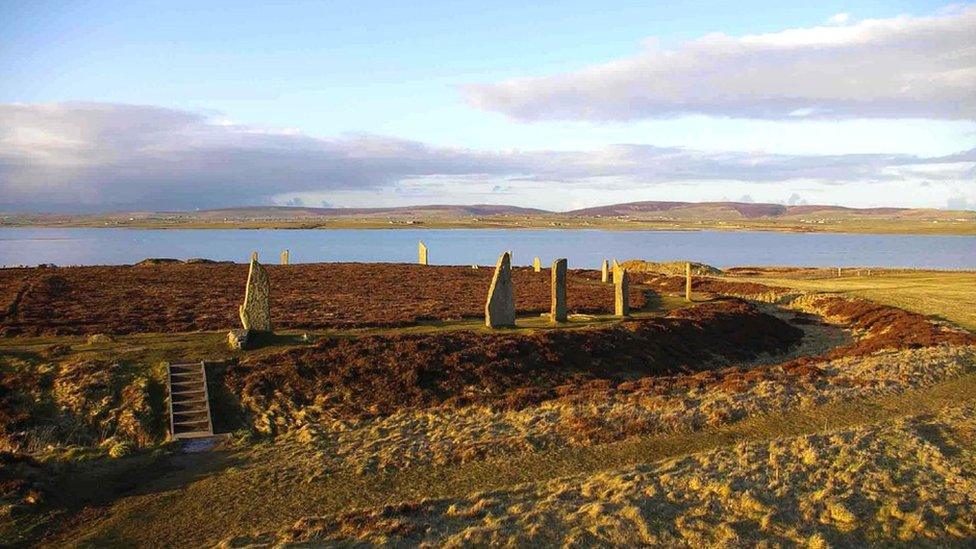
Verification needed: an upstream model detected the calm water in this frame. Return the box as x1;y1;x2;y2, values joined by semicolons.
0;228;973;269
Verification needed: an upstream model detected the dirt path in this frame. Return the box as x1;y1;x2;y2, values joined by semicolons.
54;372;976;548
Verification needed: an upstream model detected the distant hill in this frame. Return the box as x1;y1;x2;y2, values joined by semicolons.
93;201;969;221
4;201;972;234
564;201;927;219
160;204;550;219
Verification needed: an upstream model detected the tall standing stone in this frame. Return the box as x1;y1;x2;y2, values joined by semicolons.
239;258;272;332
550;258;567;323
685;262;692;302
533;257;541;272
418;241;428;265
280;249;289;265
611;259;621;283
250;251;258;262
614;266;630;317
601;259;610;283
485;251;516;328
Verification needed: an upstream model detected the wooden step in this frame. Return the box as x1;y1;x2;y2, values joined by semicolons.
170;378;203;386
167;362;214;440
173;397;208;407
174;430;216;439
174;417;211;428
173;406;209;415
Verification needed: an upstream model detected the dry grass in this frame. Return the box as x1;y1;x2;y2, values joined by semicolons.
727;270;976;331
233;344;976;475
54;374;976;547
227;401;976;547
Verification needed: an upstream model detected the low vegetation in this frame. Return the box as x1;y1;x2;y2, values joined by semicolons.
0;263;645;336
725;268;976;331
230;402;976;546
1;266;974;546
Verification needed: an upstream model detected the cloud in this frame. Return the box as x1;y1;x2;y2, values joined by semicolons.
827;13;851;25
0;102;973;211
462;6;976;121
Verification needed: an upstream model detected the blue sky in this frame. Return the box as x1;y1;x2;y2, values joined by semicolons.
1;1;974;211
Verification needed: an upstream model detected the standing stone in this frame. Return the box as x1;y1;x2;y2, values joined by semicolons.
280;249;289;265
550;258;567;323
601;259;610;283
611;259;621;283
239;258;272;332
614;266;630;317
418;241;428;265
533;257;541;272
250;251;258;262
685;262;693;302
485;251;516;328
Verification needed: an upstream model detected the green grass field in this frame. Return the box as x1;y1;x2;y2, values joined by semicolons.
728;270;976;331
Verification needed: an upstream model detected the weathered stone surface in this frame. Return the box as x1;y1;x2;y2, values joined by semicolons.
485;251;516;328
86;333;115;345
685;261;693;302
601;259;610;283
614;266;630;317
280;249;289;265
550;258;567;323
227;329;250;350
418;241;428;265
533;257;541;272
239;258;272;332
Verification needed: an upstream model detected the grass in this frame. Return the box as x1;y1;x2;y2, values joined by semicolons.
727;270;976;331
56;372;976;547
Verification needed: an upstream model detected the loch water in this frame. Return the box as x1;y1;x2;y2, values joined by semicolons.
0;228;973;269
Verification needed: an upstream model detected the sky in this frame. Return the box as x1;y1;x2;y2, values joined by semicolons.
0;0;973;212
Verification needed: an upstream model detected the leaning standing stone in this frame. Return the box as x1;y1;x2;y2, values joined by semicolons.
601;259;610;283
239;258;272;332
485;251;516;328
533;257;541;272
418;241;428;265
550;258;567;323
614;266;630;317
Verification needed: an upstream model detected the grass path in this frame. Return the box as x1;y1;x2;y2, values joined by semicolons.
60;372;976;547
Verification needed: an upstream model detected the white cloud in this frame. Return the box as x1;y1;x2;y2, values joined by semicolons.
828;13;851;25
0;102;972;212
462;6;976;121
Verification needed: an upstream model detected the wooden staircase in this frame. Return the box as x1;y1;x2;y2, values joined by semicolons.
167;362;215;439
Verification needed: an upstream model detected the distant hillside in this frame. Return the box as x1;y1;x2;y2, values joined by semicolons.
4;200;972;235
101;201;968;221
164;204;551;219
564;201;939;219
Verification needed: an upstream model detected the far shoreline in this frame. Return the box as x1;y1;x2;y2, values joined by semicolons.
2;218;975;236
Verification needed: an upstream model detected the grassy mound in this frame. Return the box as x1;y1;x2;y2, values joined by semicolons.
620;260;722;276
